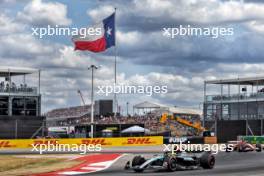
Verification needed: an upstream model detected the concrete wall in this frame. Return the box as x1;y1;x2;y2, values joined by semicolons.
205;119;263;143
0;116;45;139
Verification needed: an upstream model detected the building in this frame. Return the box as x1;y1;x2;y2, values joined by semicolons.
95;99;113;116
0;67;44;139
204;76;264;142
133;101;162;115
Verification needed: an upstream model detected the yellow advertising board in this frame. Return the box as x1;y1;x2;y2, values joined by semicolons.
0;136;163;149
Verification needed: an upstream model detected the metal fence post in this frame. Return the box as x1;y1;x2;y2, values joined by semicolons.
246;119;248;136
261;119;263;135
15;120;18;139
42;121;45;137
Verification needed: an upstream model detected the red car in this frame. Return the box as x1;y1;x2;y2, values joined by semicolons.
227;140;262;152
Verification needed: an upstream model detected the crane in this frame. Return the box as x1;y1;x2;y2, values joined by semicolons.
160;113;207;135
77;90;86;105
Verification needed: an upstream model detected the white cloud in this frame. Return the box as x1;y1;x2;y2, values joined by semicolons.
217;63;264;76
17;0;71;26
52;46;93;68
90;0;264;25
0;0;29;3
88;5;115;22
137;0;264;24
246;20;264;34
0;13;24;34
0;33;54;58
0;0;16;3
117;31;141;46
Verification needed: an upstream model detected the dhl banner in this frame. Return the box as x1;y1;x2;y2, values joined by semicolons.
0;136;163;149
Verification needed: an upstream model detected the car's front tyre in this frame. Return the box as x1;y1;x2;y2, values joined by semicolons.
132;156;146;172
166;156;177;172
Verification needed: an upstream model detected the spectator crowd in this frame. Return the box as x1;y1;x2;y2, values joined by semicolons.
46;105;201;137
0;79;34;93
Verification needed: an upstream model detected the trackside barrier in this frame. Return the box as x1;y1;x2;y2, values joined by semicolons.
0;136;163;149
204;137;217;144
238;136;264;144
163;136;217;144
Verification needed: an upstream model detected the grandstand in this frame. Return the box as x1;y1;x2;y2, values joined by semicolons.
46;101;201;137
204;76;264;142
46;105;91;126
0;67;44;139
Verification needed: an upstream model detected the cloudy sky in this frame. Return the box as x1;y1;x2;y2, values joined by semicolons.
1;0;264;113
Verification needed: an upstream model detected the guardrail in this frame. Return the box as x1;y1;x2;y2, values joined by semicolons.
206;92;264;102
0;87;38;95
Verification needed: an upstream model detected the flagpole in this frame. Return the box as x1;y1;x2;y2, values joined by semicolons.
114;7;117;118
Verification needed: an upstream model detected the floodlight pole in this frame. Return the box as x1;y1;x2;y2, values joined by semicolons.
126;102;129;116
38;69;41;95
114;7;118;118
88;65;98;138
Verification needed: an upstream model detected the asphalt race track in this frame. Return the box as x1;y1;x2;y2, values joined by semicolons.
87;152;264;176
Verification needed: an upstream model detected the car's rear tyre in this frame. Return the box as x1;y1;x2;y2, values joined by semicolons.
200;152;215;169
256;143;262;152
132;156;146;172
166;157;177;172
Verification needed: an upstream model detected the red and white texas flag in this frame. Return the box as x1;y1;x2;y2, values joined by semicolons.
72;13;115;52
